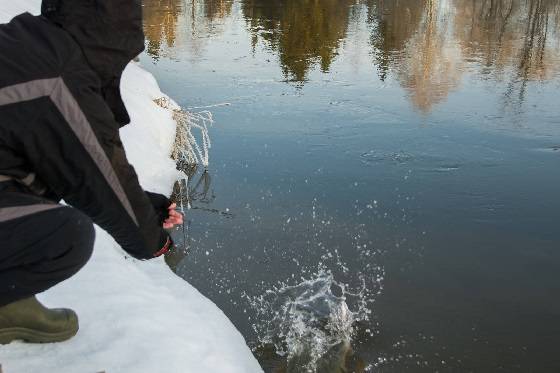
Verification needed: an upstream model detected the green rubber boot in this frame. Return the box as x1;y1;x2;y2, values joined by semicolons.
0;296;79;344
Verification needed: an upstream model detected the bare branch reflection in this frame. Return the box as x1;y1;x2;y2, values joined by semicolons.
166;165;227;271
454;0;560;109
143;0;184;59
366;0;427;81
142;0;560;114
393;0;463;113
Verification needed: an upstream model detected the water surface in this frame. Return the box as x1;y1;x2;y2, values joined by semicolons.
141;1;560;371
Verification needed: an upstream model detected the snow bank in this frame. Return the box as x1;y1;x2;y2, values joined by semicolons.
0;3;262;373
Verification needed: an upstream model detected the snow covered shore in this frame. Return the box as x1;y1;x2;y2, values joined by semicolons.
0;2;262;372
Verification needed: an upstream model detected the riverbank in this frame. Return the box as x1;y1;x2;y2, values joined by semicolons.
0;2;262;372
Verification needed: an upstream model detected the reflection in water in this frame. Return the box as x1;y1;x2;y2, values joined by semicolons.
143;0;234;60
256;341;365;373
143;0;184;59
454;0;560;108
504;0;560;108
166;166;216;272
454;0;522;74
394;1;463;113
143;0;560;111
363;0;462;112
241;0;353;82
367;0;427;81
142;1;560;372
202;0;234;21
455;0;560;79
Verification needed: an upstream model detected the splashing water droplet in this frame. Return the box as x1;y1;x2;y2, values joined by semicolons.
245;266;383;372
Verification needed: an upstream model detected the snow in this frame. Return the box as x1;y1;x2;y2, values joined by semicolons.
0;3;262;373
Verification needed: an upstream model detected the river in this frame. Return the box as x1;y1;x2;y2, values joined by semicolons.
140;1;560;372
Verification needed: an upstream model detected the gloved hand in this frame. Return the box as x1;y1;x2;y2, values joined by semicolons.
145;192;183;257
145;191;184;229
145;191;171;224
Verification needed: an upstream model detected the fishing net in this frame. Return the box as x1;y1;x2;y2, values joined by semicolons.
153;97;212;170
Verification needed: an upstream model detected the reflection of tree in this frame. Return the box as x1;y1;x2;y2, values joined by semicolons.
142;0;560;111
241;0;353;82
365;0;560;112
181;0;235;60
454;0;560;106
517;1;560;78
364;0;463;112
202;0;234;21
454;0;517;76
366;0;427;81
506;0;560;112
143;0;185;60
454;0;553;78
143;0;233;61
394;0;463;113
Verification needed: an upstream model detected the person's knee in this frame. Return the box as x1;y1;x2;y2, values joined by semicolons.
55;207;95;271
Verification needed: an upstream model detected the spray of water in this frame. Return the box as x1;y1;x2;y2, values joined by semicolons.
245;264;383;372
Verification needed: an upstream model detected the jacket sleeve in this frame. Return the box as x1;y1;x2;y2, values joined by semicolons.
145;191;172;225
23;59;170;259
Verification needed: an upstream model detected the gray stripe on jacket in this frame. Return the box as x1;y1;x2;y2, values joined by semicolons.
0;78;138;225
0;204;61;223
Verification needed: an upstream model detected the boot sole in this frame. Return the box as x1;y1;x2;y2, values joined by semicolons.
0;325;78;344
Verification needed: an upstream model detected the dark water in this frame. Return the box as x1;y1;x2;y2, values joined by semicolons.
140;1;560;372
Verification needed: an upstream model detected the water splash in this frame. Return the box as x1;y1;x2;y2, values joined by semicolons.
245;265;383;372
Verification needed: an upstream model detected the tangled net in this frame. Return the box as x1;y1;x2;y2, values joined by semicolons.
154;97;213;170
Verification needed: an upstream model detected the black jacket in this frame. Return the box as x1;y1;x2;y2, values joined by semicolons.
0;1;169;259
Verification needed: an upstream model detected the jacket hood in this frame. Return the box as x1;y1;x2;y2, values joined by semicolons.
41;0;145;126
